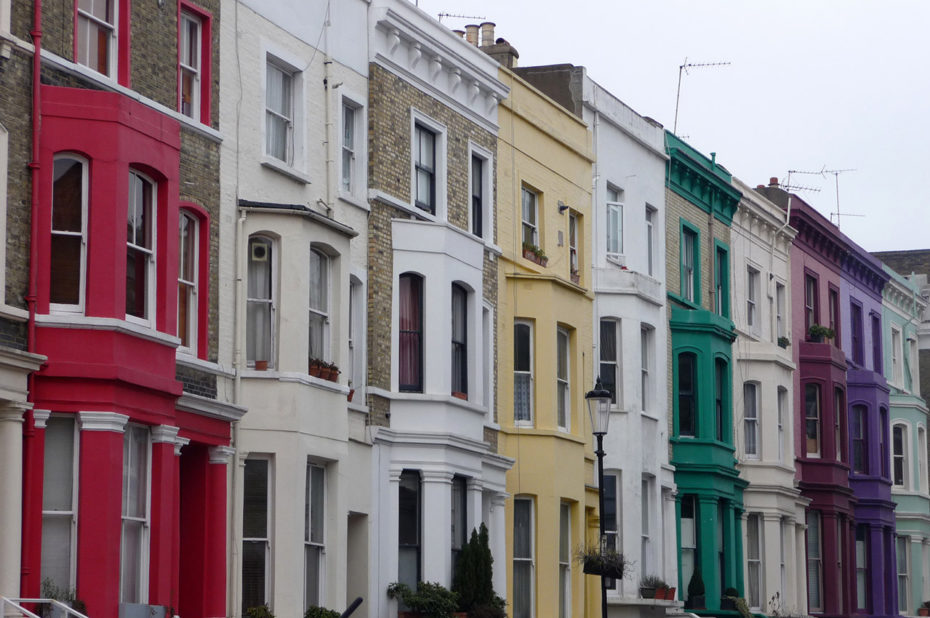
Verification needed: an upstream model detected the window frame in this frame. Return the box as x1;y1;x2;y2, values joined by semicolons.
177;6;210;124
246;234;276;368
747;265;760;332
747;513;763;610
602;471;621;572
714;242;729;318
75;0;118;79
807;510;823;612
398;470;422;588
850;299;864;365
339;97;364;198
856;525;869;611
308;246;331;363
513;496;535;618
568;211;579;277
606;187;623;258
835;387;845;463
556;327;570;431
714;358;727;443
599;319;620;407
892;326;903;386
263;52;301;168
680;220;700;304
521;186;539;250
410;111;447;219
641;477;651;575
775;282;786;340
829;285;841;349
804;383;822;458
513;320;534;426
871;312;883;374
677;352;697;437
125;169;157;326
897;535;909;614
744;381;760;459
120;424;151;604
242;456;273;614
177;206;206;357
304;461;325;612
347;276;364;392
680;495;697;600
558;502;571;618
398;273;424;393
777;386;787;463
468;143;493;241
451;476;467;573
451;283;468;397
804;273;819;336
919;426;928;494
641;325;652;414
50;154;89;314
852;404;867;474
645;205;656;276
40;415;80;590
893;423;909;489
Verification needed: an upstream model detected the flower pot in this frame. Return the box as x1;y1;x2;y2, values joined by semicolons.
640;586;656;599
254;360;268;371
328;368;340;382
666;587;676;601
918;608;929;616
655;587;667;600
319;367;332;380
309;363;322;377
347;388;355;402
452;391;467;400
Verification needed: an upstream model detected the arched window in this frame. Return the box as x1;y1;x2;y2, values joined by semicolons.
50;155;88;311
398;273;423;391
677;353;696;437
309;247;330;362
126;170;156;323
247;235;275;367
451;283;467;397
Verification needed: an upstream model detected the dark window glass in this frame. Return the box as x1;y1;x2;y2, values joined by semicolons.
471;155;483;237
678;353;696;437
399;274;423;391
451;284;467;395
398;470;421;588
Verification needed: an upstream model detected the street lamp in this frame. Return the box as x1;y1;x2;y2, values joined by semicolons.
586;379;612;618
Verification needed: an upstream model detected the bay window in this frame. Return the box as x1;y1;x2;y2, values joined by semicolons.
309;247;329;362
399;274;423;392
514;321;533;423
678;353;696;437
126;171;155;323
894;424;908;488
852;405;867;474
50;155;87;311
120;424;150;604
805;384;821;457
247;235;275;367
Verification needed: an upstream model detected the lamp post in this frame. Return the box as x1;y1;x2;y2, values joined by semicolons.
586;379;612;618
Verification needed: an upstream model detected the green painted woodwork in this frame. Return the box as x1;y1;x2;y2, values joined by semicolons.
666;132;741;226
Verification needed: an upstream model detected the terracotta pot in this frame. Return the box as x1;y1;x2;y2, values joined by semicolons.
309;363;322;377
254;360;268;371
919;609;929;617
655;586;667;599
347;388;355;402
452;391;468;400
666;587;676;601
328;368;340;382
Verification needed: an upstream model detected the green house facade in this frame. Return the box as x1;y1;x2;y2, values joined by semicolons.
665;133;746;609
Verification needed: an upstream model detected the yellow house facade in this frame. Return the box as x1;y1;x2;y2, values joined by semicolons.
495;66;600;618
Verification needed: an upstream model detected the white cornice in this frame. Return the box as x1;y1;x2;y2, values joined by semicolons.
36;314;181;348
176;393;247;423
79;411;129;433
209;445;236;464
151;425;180;444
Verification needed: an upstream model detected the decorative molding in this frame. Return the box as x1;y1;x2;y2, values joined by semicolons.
78;411;129;433
208;445;236;464
0;404;27;423
174;436;190;456
151;425;181;444
36;314;181;348
176;392;247;423
32;409;51;428
665;131;741;226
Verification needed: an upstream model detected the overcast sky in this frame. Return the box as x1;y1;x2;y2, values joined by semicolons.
412;0;930;253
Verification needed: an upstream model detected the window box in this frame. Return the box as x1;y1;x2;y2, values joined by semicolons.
522;244;548;267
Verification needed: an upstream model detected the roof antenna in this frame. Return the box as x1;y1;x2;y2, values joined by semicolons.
788;166;860;228
673;58;731;135
437;12;486;23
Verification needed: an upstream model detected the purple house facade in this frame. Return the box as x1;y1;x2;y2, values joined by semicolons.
841;236;895;618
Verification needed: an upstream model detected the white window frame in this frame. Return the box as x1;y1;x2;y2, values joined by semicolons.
747;266;760;334
893;423;909;489
482;303;494;414
744;381;760;459
126;170;156;327
521;186;539;249
599;319;620;408
339;96;365;199
468;142;493;242
309;246;330;363
568;212;579;277
177;210;198;355
606;187;623;258
513;496;535;618
559;502;571;618
856;525;868;610
898;535;910;614
641;477;651;575
348;276;365;393
179;11;202;122
777;387;787;463
50;154;88;314
805;383;821;458
645;205;656;276
681;227;696;302
120;424;151;604
807;510;823;611
892;326;903;387
247;235;277;368
776;282;786;340
680;495;697;599
557;327;570;430
261;48;305;177
514;320;534;426
641;325;652;414
76;0;117;78
747;513;763;610
919;425;928;494
41;415;79;590
603;471;621;561
304;461;325;612
265;58;294;164
243;456;273;613
409;110;447;220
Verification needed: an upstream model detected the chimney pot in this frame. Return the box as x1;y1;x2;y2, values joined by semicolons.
769;177;779;187
480;21;495;47
465;24;479;46
452;29;465;39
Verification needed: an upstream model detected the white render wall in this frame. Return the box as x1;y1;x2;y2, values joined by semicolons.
729;179;808;612
582;74;676;593
220;1;372;616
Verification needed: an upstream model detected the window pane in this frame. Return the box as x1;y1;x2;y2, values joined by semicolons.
310;465;324;544
243;460;268;538
304;544;321;609
41;514;72;590
50;158;85;304
513;500;531;558
242;540;267;611
399;275;422;390
43;417;75;510
120;519;144;603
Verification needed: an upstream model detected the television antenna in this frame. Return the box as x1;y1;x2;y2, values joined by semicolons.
789;166;860;228
673;58;731;135
437;12;486;22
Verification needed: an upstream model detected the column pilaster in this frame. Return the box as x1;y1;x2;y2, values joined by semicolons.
0;404;28;597
421;470;454;585
204;445;234;618
489;493;507;599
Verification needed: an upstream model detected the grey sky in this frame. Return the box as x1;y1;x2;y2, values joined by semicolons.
413;0;930;252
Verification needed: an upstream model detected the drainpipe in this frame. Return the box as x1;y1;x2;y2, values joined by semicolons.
20;0;43;594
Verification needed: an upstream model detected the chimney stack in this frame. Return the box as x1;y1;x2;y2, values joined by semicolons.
464;24;479;46
769;177;779;187
480;22;495;47
452;29;465;39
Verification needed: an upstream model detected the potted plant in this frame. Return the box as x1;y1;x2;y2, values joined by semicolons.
347;380;356;402
920;601;930;617
39;579;86;618
521;242;548;267
576;545;628;579
327;362;340;382
452;524;507;618
778;336;790;348
245;607;274;618
721;587;739;610
685;567;705;610
309;358;323;377
387;581;461;618
304;607;340;618
640;574;665;599
808;324;835;343
254;360;269;371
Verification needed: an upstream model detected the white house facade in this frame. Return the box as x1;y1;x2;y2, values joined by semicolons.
220;1;372;616
365;3;512;617
730;179;808;614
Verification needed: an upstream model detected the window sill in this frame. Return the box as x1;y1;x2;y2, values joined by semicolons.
261;157;312;184
667;291;700;310
338;190;370;211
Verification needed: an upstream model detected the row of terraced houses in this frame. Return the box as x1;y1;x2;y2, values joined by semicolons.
2;2;930;618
